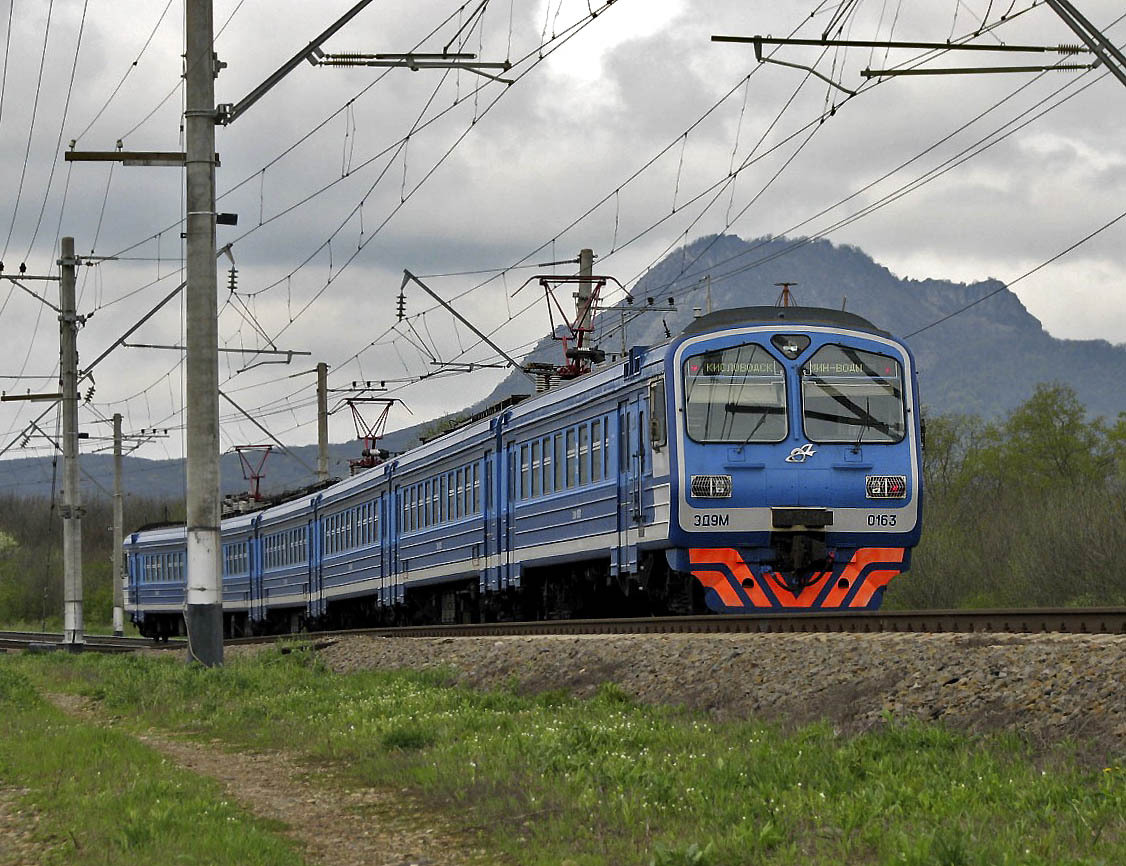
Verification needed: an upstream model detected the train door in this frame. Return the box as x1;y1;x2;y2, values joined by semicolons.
486;421;506;593
306;499;324;621
502;443;517;588
617;396;643;575
390;486;402;604
379;492;388;606
481;451;494;593
126;540;140;623
248;517;265;622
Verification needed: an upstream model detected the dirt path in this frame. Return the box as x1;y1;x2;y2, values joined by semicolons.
42;693;494;866
0;786;49;866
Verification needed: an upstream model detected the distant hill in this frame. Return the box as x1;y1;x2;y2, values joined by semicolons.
4;233;1124;502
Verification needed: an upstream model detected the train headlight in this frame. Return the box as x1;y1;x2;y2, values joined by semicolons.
691;474;733;498
866;475;907;499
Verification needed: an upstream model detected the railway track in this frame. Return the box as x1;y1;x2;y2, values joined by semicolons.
0;631;185;653
227;606;1126;645
5;608;1123;654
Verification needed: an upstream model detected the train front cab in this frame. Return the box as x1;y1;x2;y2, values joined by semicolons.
663;309;922;612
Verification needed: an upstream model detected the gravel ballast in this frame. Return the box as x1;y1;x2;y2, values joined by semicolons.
315;632;1125;757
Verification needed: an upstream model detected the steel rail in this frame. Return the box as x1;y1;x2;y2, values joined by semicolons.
222;607;1126;645
0;631;184;653
8;609;1122;654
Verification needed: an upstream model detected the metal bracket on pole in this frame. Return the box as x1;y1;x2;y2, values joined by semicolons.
0;276;62;311
217;0;379;125
401;270;531;378
316;53;514;83
712;32;1099;83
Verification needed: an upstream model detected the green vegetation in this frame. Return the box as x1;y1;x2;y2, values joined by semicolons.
892;383;1126;609
0;494;180;629
6;648;1124;865
0;662;306;865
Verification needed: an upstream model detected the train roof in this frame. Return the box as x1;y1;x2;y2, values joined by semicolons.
680;306;891;338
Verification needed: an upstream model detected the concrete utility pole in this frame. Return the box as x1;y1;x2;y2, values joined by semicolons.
59;237;84;651
317;362;329;482
112;413;125;636
184;0;223;666
576;248;595;335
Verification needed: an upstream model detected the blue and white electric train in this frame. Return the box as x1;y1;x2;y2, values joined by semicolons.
126;306;923;637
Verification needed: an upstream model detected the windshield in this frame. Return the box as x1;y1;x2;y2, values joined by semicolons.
801;345;905;443
683;342;787;443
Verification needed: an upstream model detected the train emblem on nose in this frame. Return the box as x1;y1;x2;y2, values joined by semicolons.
785;443;817;463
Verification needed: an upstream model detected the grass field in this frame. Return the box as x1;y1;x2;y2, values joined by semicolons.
1;645;1122;866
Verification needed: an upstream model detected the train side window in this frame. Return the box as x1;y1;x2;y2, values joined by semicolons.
554;433;564;491
456;469;464;518
591;419;602;482
566;429;577;489
639;409;647;473
463;464;472;515
604;415;611;476
648;377;667;449
531;442;541;497
472;463;480;513
520;445;529;500
542;437;553;494
447;472;455;521
620;414;629;473
578;425;590;485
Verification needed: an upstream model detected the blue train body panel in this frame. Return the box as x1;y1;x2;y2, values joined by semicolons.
125;306;924;631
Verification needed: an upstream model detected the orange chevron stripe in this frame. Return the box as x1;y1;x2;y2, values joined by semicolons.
688;568;745;608
825;548;904;607
689;548;772;607
849;568;899;607
764;570;831;607
689;547;906;611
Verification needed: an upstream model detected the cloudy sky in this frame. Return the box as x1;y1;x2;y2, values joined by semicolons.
0;0;1123;465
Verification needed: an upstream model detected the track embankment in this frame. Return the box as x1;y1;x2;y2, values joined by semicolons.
300;630;1125;761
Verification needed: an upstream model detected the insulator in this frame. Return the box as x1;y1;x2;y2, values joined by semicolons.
1057;43;1083;55
227;266;238;292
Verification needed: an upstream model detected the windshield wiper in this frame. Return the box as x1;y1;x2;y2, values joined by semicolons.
852;398;871;453
727;405;783;451
724;402;783;414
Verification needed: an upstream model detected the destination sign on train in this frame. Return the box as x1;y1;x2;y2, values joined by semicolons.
803;360;898;377
689;359;782;376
